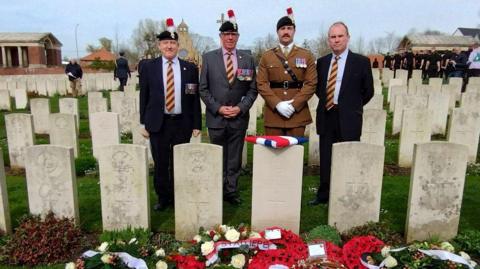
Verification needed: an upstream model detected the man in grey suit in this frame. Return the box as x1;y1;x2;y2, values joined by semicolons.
200;10;257;205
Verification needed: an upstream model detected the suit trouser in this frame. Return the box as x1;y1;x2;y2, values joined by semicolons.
118;77;128;91
208;126;246;197
317;107;360;198
149;117;190;203
264;126;306;136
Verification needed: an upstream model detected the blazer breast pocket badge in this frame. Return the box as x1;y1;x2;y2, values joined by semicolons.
295;58;307;68
185;83;198;94
236;69;253;81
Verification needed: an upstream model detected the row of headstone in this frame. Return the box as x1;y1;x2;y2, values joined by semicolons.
0;139;471;243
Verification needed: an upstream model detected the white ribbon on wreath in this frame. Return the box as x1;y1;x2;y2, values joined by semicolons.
82;250;148;269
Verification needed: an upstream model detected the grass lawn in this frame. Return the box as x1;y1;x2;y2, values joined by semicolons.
0;89;479;268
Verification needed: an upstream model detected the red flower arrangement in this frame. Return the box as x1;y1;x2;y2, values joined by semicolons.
248;227;309;269
170;254;206;269
341;236;384;269
325;241;344;265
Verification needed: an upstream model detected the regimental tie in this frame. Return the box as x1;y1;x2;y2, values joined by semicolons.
325;55;340;110
283;46;290;57
165;60;175;112
226;52;234;84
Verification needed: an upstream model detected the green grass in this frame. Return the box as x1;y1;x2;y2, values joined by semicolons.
0;88;480;268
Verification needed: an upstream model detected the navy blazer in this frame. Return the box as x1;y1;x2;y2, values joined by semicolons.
315;51;374;140
139;57;202;133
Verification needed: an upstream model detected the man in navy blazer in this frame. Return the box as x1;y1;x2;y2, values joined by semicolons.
311;22;374;205
200;10;257;205
139;19;202;211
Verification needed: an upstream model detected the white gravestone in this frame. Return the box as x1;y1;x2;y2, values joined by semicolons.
5;114;35;168
364;94;383;110
308;123;320;167
398;109;432;167
25;145;79;225
447;108;480;163
14;88;28;109
97;144;150;230
174;143;223;240
59;98;80;129
405;142;468;242
0;90;11;111
90;112;121;158
361;109;387;146
389;85;407;112
30;98;50;134
49;113;79;158
328;142;385;233
427;92;449;135
88;97;108;115
387;78;404;102
251;145;303;233
392;95;428;135
0;151;12;234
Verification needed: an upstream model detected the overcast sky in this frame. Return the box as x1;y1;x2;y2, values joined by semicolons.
1;0;479;58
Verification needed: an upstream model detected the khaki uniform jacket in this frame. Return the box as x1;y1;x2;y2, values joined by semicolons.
257;45;317;128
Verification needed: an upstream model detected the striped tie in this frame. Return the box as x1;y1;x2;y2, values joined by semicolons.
165;60;175;112
226;52;234;84
325;56;340;110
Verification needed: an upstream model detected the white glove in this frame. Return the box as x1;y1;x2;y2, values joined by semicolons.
276;100;295;118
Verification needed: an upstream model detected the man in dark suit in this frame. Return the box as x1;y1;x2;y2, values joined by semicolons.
114;51;131;91
200;10;257;205
310;22;374;205
139;18;202;211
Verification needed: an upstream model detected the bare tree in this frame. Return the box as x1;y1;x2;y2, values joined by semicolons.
86;37;113;53
131;18;165;57
351;36;366;55
190;32;217;55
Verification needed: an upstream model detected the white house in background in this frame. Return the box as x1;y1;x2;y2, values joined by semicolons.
453;27;480;41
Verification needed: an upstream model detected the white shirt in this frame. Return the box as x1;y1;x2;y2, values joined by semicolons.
279;42;294;56
468;47;480;70
327;49;349;104
162;56;182;114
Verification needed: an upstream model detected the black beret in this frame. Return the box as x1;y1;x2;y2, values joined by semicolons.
219;21;238;33
156;31;179;41
276;16;295;31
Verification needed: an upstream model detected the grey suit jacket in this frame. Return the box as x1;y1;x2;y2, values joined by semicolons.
200;48;258;129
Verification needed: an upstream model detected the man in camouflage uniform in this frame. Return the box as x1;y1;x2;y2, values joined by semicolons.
257;8;317;136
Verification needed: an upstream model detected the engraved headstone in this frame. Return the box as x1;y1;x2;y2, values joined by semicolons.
364;94;383;110
49;113;79;157
0;150;12;234
14;88;28;109
30;98;50;134
174;143;223;240
97;144;150;230
427;92;449;135
460;92;480;113
389;85;407;112
88;97;108;115
25;145;79;225
308;123;320;167
447;108;480;163
90;112;121;158
428;77;443;90
59;98;80;129
387;78;404;102
5;113;35;168
247;104;257;135
251;145;303;233
405;142;468;242
398;109;432;167
328;142;384;232
392;95;428;135
0;90;11;111
111;96;137;133
361;109;387;146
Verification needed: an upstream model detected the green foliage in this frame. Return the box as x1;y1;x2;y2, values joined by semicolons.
98;228;154;261
89;58;115;71
303;225;342;246
150;232;182;254
0;213;84;266
75;156;97;176
453;230;480;257
467;163;480;176
341;221;404;246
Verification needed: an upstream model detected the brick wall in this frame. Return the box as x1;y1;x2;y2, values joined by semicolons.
27;46;46;65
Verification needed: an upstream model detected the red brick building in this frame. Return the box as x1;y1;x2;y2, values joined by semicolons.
0;32;62;68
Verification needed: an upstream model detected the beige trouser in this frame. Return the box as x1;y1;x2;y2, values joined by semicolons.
70;79;82;97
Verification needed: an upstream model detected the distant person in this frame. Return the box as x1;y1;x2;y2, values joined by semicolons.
114;51;131;91
372;58;379;68
426;47;441;78
383;52;392;69
467;42;480;78
392;52;402;77
65;58;83;97
403;49;415;79
447;48;467;78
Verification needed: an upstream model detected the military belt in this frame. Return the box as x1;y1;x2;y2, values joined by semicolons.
269;81;303;89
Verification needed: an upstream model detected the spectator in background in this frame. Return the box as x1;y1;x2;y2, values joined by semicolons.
447;48;468;78
114;51;131;91
426;47;441;78
467;42;480;78
65;58;83;97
